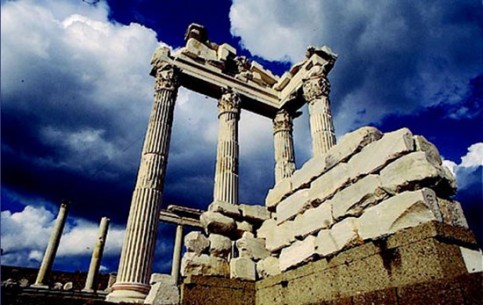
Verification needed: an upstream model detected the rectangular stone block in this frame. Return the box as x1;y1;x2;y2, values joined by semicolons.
293;201;333;239
236;232;270;261
309;162;351;205
358;189;438;241
348;127;414;180
459;247;483;273
414;135;442;165
264;220;296;253
256;256;281;279
230;257;256;281
331;174;388;220
239;204;270;224
290;154;326;191
380;151;454;196
208;201;241;218
265;178;292;211
276;189;310;224
279;236;316;271
315;229;338;257
181;253;229;278
330;217;362;252
325;126;383;170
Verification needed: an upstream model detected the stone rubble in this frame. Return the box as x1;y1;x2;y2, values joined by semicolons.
184;231;210;255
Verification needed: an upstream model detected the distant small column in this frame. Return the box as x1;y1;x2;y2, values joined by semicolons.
273;109;296;184
171;224;184;282
107;62;180;303
303;64;336;156
83;217;110;292
32;200;70;288
213;88;241;205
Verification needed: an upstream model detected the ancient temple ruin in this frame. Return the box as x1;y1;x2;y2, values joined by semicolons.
105;24;482;305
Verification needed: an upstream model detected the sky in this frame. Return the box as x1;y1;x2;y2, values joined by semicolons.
1;0;482;275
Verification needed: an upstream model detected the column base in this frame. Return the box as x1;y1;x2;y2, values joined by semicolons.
105;282;150;303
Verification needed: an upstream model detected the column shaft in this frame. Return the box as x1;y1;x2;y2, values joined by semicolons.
107;63;179;303
171;224;183;282
33;201;69;287
83;217;110;292
273;110;296;184
213;89;241;205
303;65;336;156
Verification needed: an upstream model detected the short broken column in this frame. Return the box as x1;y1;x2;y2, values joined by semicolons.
83;217;110;292
273;109;296;184
32;200;70;288
107;61;180;303
303;63;337;156
213;88;241;205
171;224;184;282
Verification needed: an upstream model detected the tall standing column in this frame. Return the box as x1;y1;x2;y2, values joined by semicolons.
32;200;69;288
213;88;241;205
107;63;180;303
273;109;296;184
83;217;110;292
171;224;183;283
303;64;336;156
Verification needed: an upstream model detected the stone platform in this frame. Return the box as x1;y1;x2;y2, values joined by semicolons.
179;222;482;305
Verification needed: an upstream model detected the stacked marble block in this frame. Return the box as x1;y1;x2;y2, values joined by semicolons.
181;201;271;281
259;126;468;275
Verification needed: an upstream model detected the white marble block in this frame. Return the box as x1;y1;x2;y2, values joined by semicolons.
184;231;210;255
293;202;333;239
239;204;270;223
276;189;310;224
290;154;327;191
180;253;229;277
279;236;316;271
309;163;351;204
230;257;256;281
256;256;281;278
236;232;270;261
265;178;292;211
208;234;232;259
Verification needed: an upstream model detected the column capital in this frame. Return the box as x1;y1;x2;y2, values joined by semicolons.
154;63;180;92
218;88;241;117
273;109;293;134
302;64;330;102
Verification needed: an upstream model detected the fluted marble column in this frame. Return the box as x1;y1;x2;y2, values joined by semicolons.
32;201;69;288
213;88;241;205
171;224;183;282
83;217;110;292
273;109;296;184
303;64;336;156
107;63;180;303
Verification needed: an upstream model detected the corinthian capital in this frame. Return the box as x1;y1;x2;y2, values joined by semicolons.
154;63;180;91
302;64;330;102
273;109;293;133
218;88;241;116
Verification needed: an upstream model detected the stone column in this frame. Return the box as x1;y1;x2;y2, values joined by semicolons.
83;217;110;292
171;224;183;282
302;64;336;156
273;109;296;184
213;88;241;205
32;201;69;288
107;63;180;303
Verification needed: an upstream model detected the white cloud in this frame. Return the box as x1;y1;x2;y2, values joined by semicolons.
444;142;483;191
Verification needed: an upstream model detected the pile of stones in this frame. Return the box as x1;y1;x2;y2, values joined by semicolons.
181;201;270;280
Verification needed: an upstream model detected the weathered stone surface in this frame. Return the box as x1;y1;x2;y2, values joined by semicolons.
230;257;256;281
279;236;316;271
325;126;383;169
208;200;241;218
52;282;63;290
315;229;338;257
208;234;232;258
184;231;210;255
144;275;179;305
180;253;229;277
235;220;254;237
293;201;333;239
200;211;236;235
414;135;442;165
276;189;310;224
239;204;270;224
256;256;281;279
150;273;176;285
331;174;388;220
309;162;351;204
63;282;73;291
290;154;326;191
18;278;29;288
438;198;469;228
348;128;414;180
380;151;456;196
358;189;438;240
459;247;483;273
265;178;292;211
257;218;276;239
236;232;270;261
330;217;362;251
262;220;296;253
